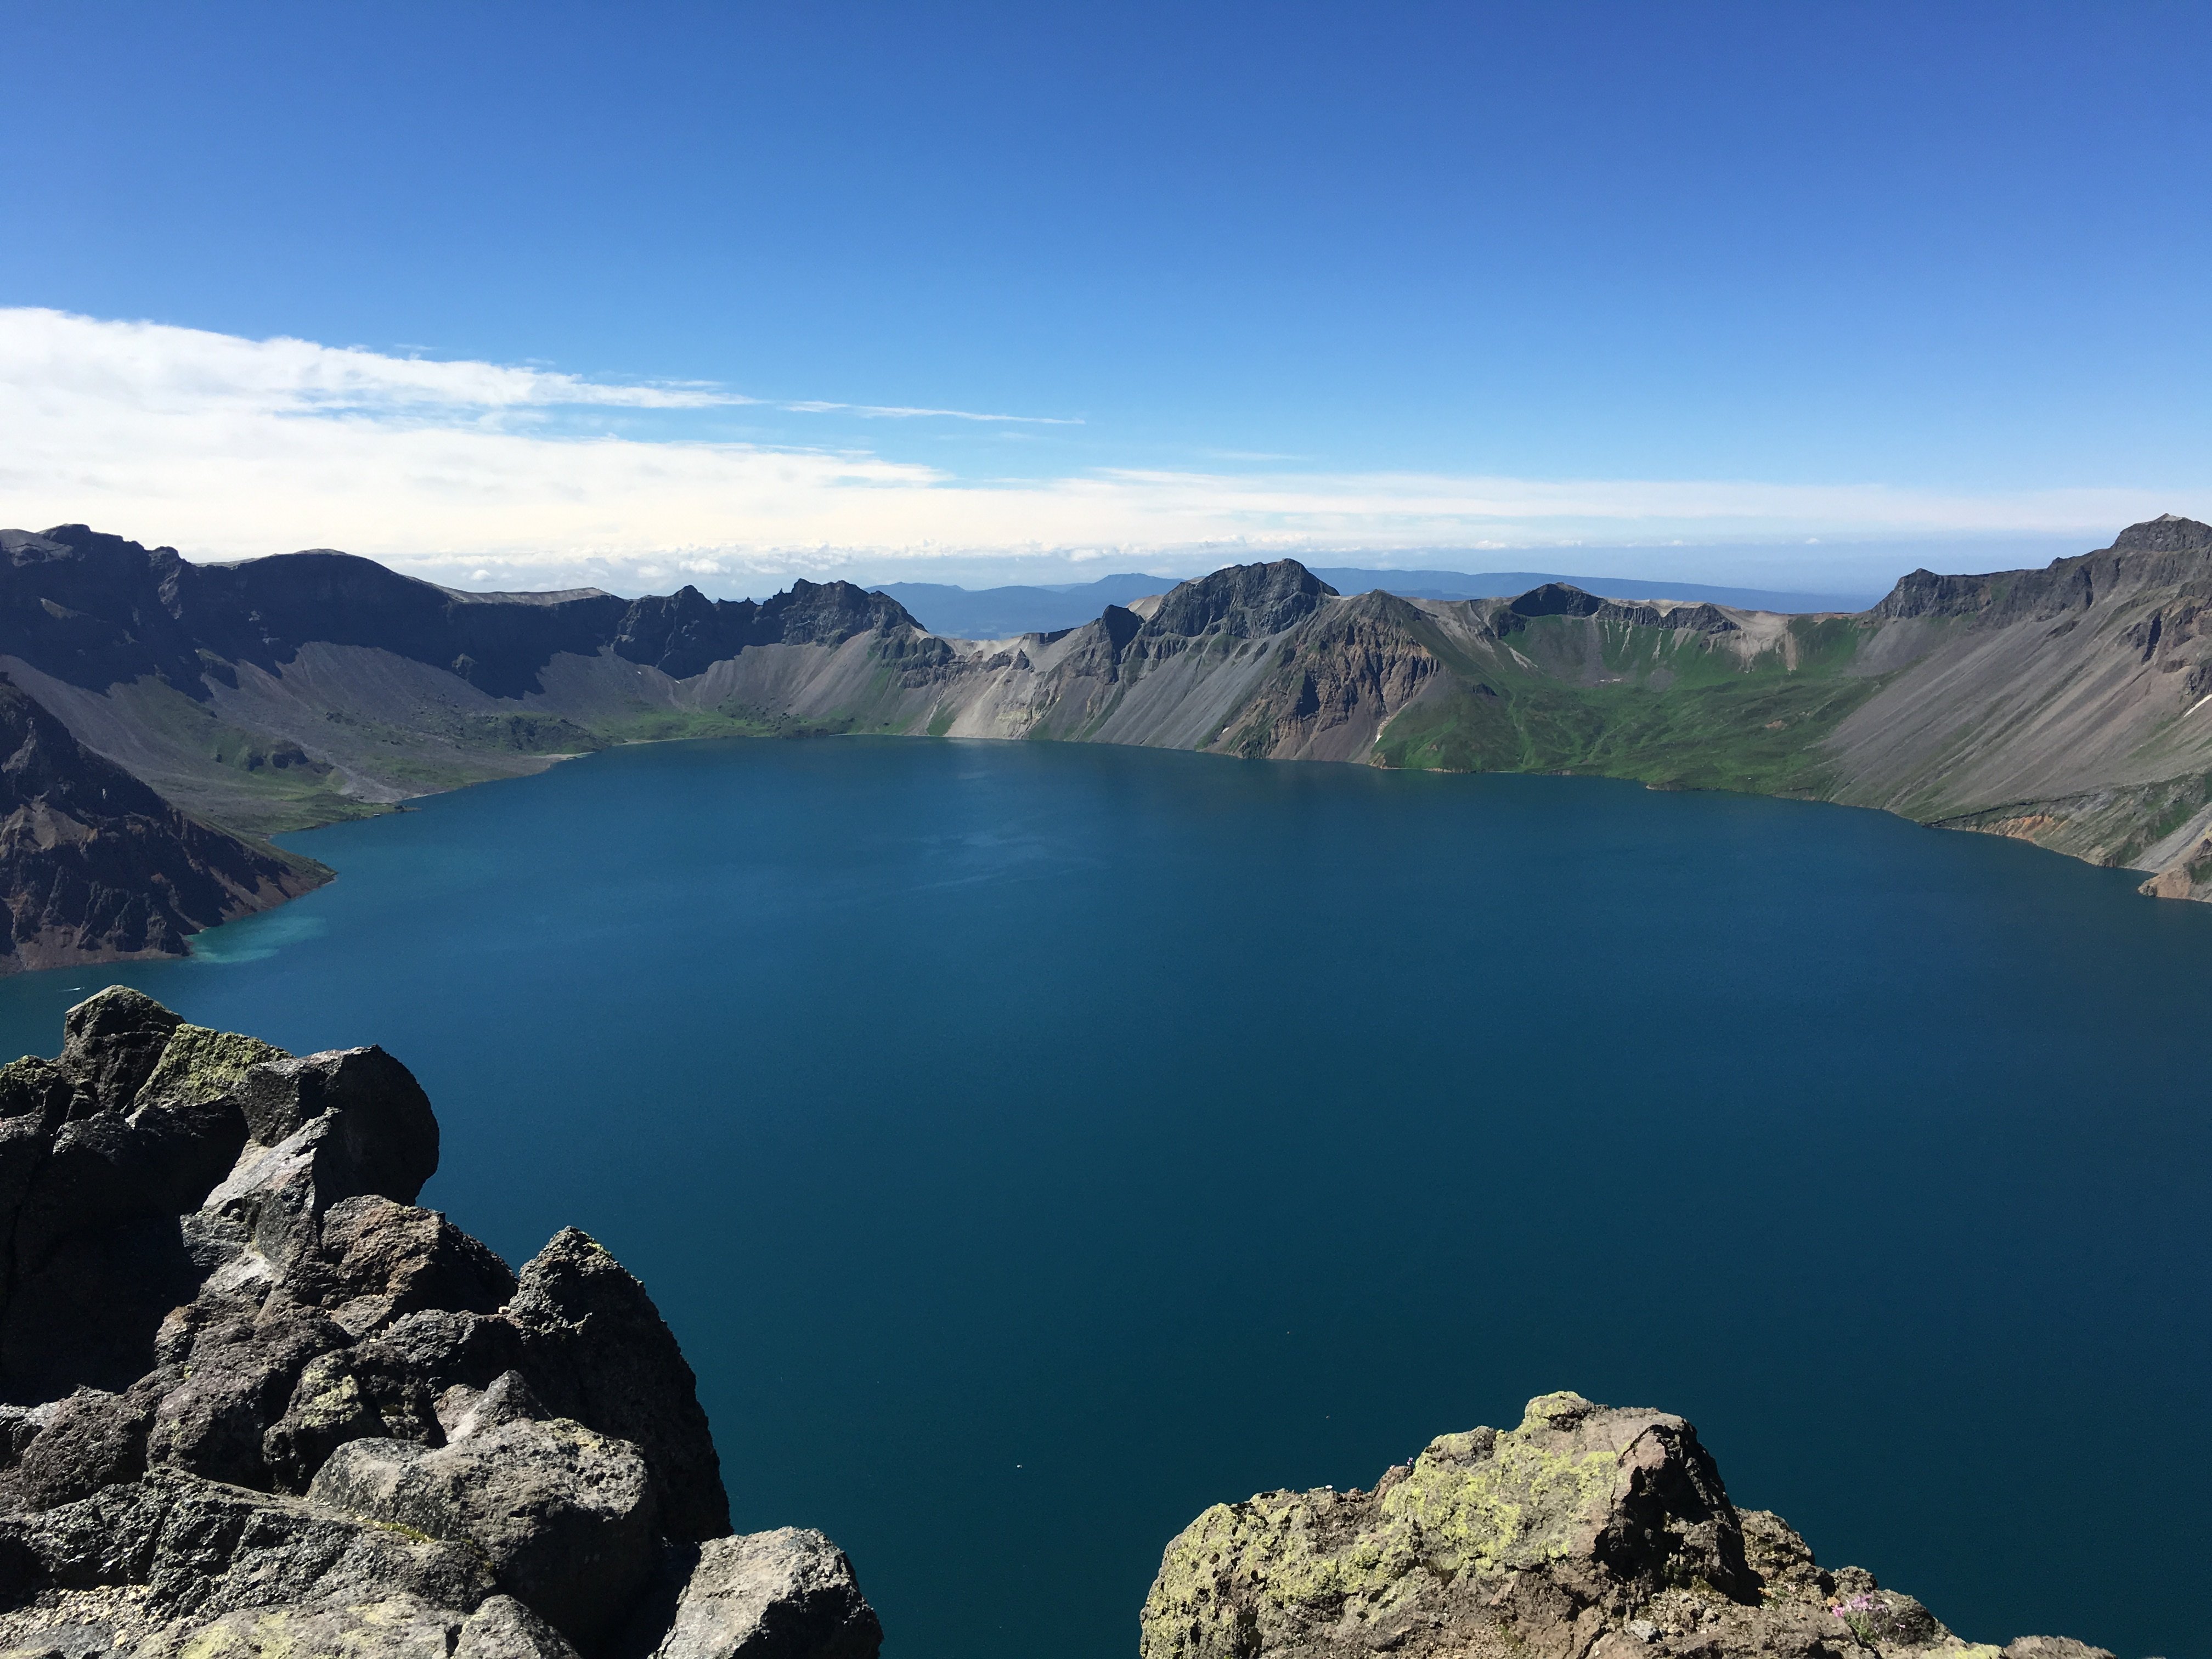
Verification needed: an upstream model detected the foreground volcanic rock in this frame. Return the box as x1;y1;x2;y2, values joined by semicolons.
1141;1392;2104;1659
0;988;881;1658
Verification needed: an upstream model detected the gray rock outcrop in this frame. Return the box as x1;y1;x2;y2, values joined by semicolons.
0;989;879;1659
1140;1391;2111;1659
617;1530;881;1659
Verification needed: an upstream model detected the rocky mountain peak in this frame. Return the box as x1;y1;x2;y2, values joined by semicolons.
1508;582;1606;619
1144;559;1338;639
2111;512;2212;555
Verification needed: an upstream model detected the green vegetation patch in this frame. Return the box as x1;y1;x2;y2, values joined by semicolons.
1373;619;1888;797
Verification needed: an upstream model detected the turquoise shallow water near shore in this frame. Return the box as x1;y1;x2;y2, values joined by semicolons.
0;737;2205;1658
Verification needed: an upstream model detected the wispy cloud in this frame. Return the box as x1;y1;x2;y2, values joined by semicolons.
779;399;1080;424
0;309;745;417
0;308;2197;592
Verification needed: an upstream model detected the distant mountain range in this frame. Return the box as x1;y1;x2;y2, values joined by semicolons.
2;515;2210;968
872;570;1879;638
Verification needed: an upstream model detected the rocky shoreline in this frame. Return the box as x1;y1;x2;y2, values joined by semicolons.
1140;1393;2109;1659
0;988;879;1658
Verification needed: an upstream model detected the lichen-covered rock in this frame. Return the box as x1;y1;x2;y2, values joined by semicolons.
121;1592;509;1659
0;1588;581;1658
455;1594;588;1659
1140;1393;2104;1659
2002;1640;2115;1659
0;991;876;1659
133;1025;285;1113
0;1467;495;1629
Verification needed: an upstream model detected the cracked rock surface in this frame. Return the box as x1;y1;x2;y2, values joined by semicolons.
1140;1392;2108;1659
0;988;882;1659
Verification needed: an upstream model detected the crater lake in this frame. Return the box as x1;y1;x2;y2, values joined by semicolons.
0;737;2203;1659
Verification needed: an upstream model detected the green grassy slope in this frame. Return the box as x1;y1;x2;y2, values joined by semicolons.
1364;612;1891;795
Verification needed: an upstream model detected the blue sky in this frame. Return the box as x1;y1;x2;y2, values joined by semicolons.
2;1;2207;594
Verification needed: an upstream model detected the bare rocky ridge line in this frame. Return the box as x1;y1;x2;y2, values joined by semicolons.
1140;1391;2108;1659
0;986;882;1659
5;515;2212;972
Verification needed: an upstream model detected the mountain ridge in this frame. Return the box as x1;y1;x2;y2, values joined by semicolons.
3;515;2212;967
870;569;1878;639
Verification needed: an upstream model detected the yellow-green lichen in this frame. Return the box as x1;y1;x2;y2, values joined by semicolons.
137;1025;289;1108
1141;1393;1634;1659
1378;1419;1621;1576
287;1360;365;1430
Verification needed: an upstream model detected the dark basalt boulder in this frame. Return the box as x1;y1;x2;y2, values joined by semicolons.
0;990;878;1659
508;1229;730;1543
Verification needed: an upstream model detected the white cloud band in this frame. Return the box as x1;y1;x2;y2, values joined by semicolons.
0;307;2196;590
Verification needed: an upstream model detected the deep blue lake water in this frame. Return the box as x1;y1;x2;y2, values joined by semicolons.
0;737;2204;1658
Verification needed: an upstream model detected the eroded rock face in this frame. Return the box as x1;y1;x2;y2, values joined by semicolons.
619;1529;883;1659
508;1229;729;1543
1140;1392;2108;1659
0;990;879;1659
310;1407;659;1649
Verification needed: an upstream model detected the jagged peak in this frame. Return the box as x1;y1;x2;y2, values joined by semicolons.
1145;559;1338;639
5;524;184;569
1506;582;1604;619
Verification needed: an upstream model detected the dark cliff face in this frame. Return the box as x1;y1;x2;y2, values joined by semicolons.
1496;584;1739;636
1872;514;2212;623
1505;582;1607;620
0;677;323;973
0;990;883;1659
1221;591;1440;760
0;527;927;700
1142;559;1338;640
610;577;919;678
2111;512;2212;557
